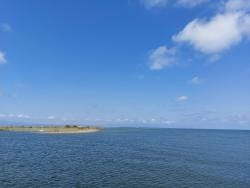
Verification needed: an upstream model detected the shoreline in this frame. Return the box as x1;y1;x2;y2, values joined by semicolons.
38;129;100;134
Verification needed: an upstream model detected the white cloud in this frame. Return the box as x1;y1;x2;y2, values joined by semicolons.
173;13;248;53
141;0;168;8
0;114;6;118
141;0;208;8
0;113;31;119
148;46;176;70
189;76;202;85
224;0;250;12
176;95;189;102
177;0;208;7
0;52;7;64
173;1;250;54
17;114;30;119
47;115;55;120
208;54;221;63
162;120;175;125
0;23;12;32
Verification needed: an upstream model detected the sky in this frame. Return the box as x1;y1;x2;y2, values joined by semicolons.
0;0;250;129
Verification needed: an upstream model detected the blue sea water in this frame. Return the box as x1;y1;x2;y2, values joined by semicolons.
0;128;249;188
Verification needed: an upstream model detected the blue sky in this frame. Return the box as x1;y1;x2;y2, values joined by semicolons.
0;0;250;129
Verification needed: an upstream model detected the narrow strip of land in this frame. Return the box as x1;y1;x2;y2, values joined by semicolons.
0;125;101;134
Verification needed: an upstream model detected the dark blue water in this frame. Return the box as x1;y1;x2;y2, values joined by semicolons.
0;128;249;188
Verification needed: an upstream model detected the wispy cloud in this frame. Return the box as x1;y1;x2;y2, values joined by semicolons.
0;23;12;32
173;0;250;54
148;46;176;70
176;0;209;8
176;95;189;102
188;76;202;85
141;0;168;8
0;113;30;119
141;0;208;8
47;115;56;120
207;54;221;63
0;51;7;64
16;114;30;119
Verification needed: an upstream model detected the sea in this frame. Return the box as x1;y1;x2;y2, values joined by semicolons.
0;128;249;188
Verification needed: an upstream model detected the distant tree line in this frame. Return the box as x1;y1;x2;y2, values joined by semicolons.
64;125;80;128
